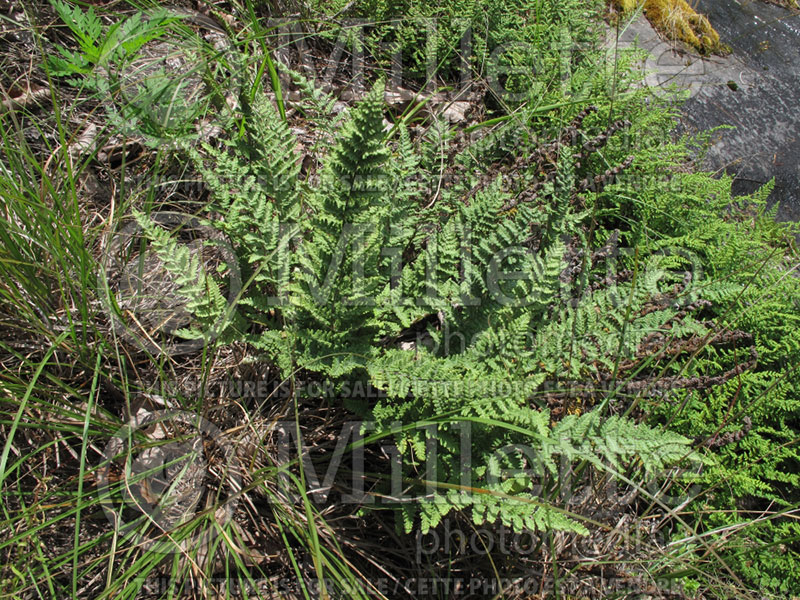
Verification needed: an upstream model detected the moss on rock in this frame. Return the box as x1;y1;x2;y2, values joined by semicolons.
614;0;726;54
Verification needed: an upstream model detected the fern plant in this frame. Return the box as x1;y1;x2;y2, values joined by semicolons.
124;70;724;540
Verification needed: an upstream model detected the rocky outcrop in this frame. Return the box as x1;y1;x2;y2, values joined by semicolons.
610;0;800;226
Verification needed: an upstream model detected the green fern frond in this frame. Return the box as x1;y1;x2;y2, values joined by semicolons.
131;211;230;340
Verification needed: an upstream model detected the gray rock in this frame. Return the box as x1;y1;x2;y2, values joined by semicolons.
608;1;800;228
